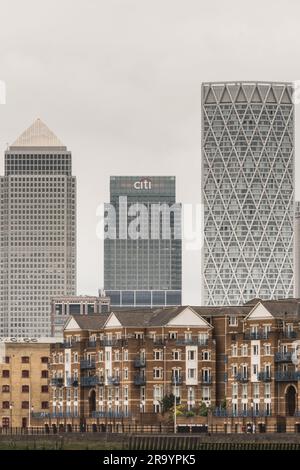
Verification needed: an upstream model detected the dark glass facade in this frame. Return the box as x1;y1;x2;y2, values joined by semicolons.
104;176;182;307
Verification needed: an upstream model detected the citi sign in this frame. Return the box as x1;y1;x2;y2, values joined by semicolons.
133;178;152;190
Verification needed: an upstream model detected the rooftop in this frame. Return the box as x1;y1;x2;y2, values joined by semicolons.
10;118;66;149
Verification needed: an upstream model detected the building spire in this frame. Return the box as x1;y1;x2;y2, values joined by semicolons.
10;118;65;148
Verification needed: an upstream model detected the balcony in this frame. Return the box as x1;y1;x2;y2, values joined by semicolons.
282;331;297;339
175;339;208;347
214;409;272;418
201;376;212;385
66;377;79;387
32;412;50;419
107;376;120;386
153;338;166;345
87;340;97;348
80;360;96;369
275;371;300;381
51;378;64;387
92;411;129;419
99;339;124;347
81;376;104;387
48;412;79;419
275;352;292;362
63;341;73;348
171;375;183;385
134;358;146;368
243;332;270;340
258;372;272;382
134;375;146;386
234;374;249;383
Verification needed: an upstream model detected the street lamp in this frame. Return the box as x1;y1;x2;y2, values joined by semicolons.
9;402;13;432
174;376;177;434
250;401;254;433
29;405;34;430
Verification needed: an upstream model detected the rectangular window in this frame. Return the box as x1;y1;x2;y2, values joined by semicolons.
229;316;238;326
21;357;30;363
172;351;181;361
187;368;196;379
22;370;29;378
22;385;29;393
188;350;195;361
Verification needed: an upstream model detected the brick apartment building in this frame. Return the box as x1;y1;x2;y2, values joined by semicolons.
0;340;53;428
33;299;300;433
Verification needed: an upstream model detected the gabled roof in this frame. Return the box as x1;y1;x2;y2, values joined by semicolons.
244;300;300;321
11;118;66;148
104;306;212;328
64;315;107;331
191;305;253;317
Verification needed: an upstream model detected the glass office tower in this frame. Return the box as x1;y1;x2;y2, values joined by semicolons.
0;119;76;337
202;82;294;305
104;176;182;308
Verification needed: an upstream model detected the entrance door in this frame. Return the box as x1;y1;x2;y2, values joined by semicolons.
89;389;96;417
286;386;296;416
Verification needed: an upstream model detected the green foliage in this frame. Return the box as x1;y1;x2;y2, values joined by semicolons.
161;393;175;412
185;411;195;417
221;397;227;409
198;402;208;416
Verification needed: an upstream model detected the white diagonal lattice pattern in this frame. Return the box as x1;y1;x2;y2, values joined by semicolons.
202;82;294;305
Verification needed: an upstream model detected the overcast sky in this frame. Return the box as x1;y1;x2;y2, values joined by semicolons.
0;0;299;304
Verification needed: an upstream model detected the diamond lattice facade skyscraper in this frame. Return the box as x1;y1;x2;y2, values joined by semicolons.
202;82;294;305
0;119;76;337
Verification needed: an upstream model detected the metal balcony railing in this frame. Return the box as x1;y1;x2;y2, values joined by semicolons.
258;372;272;382
171;375;183;385
66;377;79;387
48;412;79;419
87;340;97;348
275;352;292;362
234;374;249;383
91;411;129;419
201;376;212;385
134;375;146;386
213;408;272;418
80;360;96;369
175;339;208;346
107;376;120;386
32;412;50;419
243;332;270;340
99;339;124;347
134;358;146;368
81;376;104;387
51;378;64;387
275;371;300;381
282;331;297;339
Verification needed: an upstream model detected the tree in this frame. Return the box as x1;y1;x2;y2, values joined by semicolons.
161;393;175;412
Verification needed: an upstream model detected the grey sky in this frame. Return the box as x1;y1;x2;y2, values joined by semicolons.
0;0;299;304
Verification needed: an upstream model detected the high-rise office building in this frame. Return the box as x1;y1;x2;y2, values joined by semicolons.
202;82;294;305
294;201;300;298
0;118;76;337
104;176;182;308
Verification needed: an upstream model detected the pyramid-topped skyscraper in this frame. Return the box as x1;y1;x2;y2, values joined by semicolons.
0;119;76;337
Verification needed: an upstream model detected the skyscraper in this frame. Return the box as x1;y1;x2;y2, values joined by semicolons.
202;82;294;305
294;201;300;298
104;176;182;308
0;118;76;337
